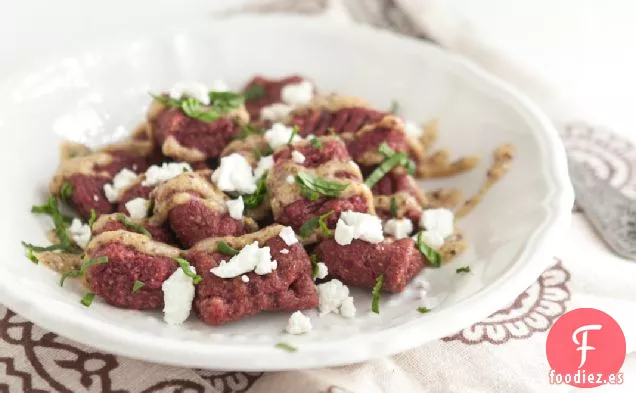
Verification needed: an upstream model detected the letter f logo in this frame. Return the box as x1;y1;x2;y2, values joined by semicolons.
572;324;602;368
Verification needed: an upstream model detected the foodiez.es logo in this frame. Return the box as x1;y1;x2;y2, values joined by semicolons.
546;308;626;388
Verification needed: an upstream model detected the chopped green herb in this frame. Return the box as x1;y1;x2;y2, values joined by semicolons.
417;307;431;314
29;196;81;253
60;256;109;287
310;137;322;149
309;254;320;279
218;241;239;256
372;274;385;314
116;214;152;238
25;246;39;263
456;266;471;274
243;84;266;101
416;231;442;267
60;182;73;202
378;142;396;157
364;152;408;189
295;172;348;201
390;198;398;218
275;342;298;353
88;209;97;229
236;124;264;141
243;173;268;209
287;126;299;145
132;280;145;293
151;91;243;123
174;258;203;285
80;292;96;307
389;100;399;114
298;210;335;238
22;241;66;253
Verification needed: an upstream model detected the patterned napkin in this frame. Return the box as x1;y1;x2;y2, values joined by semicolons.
2;1;636;392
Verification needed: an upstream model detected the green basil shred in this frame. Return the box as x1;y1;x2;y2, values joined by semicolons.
218;241;240;257
275;342;298;353
287;126;299;145
243;84;266;101
390;197;398;217
151;91;243;123
310;137;322;149
60;182;73;202
417;307;431;314
80;292;96;307
88;209;97;229
243;173;268;209
456;266;471;274
60;256;109;287
416;231;442;267
295;172;348;201
389;100;399;114
132;280;145;293
299;210;335;238
174;258;203;285
364;143;416;188
116;214;152;238
372;274;385;314
309;254;320;279
27;196;81;254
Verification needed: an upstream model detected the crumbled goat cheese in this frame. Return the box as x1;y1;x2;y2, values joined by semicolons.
142;162;192;187
417;230;445;249
264;123;301;150
420;208;454;239
280;249;290;255
162;266;196;325
334;211;384;246
210;241;277;278
261;103;294;123
226;196;244;220
241;275;250;283
339;296;357;318
404;121;423;139
125;198;150;220
281;81;314;106
286;175;295;184
286;311;312;335
254;155;274;179
279;226;299;245
209;79;228;92
69;218;91;249
317;279;350;315
168;82;210;105
291;150;306;164
383;218;414;239
211;153;257;194
315;262;329;280
104;168;138;203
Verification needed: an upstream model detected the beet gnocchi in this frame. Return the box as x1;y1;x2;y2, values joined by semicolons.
23;76;514;339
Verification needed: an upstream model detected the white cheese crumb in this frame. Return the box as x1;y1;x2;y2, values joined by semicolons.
317;279;350;315
254;155;274;179
162;266;196;325
142;162;192;187
286;175;295;184
404;121;423;139
168;82;210;105
125;198;150;220
69;218;91;249
285;311;312;335
93;195;99;202
264;123;301;150
211;153;257;194
210;241;277;278
104;168;138;203
383;218;414;240
280;249;290;255
281;81;314;106
261;103;294;122
291;150;306;164
417;230;445;249
279;226;299;246
334;211;384;246
241;275;250;283
339;297;357;318
226;196;244;220
315;262;328;280
209;79;228;92
419;208;454;239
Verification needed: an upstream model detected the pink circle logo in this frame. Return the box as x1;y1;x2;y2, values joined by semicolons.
546;308;626;387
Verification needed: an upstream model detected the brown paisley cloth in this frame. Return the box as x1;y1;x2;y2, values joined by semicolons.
3;1;636;392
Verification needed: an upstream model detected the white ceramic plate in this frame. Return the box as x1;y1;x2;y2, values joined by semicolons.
0;15;573;371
